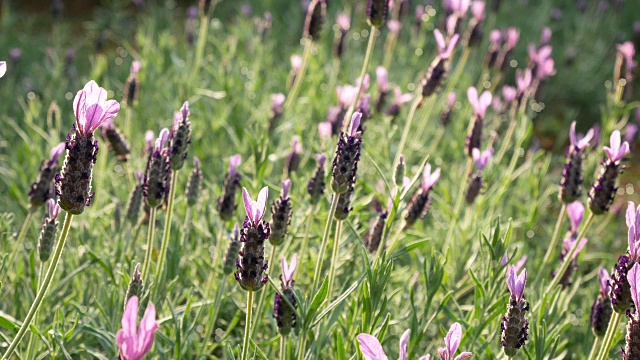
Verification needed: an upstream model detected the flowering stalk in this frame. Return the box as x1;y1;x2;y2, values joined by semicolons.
587;269;612;360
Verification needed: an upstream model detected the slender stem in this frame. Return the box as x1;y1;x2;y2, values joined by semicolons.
179;207;193;249
544;212;595;294
241;290;255;360
595;311;621;360
327;220;343;299
382;31;397;69
393;96;423;168
2;212;73;360
444;158;473;249
538;204;567;276
8;209;34;268
25;262;46;359
190;15;210;81
196;279;226;358
495;108;518;164
342;25;378;130
426;127;445;155
296;329;306;360
311;194;340;294
153;170;179;300
299;206;315;261
444;47;470;95
280;336;286;360
285;38;313;111
124;106;132;140
141;207;157;283
251;246;277;337
587;336;601;360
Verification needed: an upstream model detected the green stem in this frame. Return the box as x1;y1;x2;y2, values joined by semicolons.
285;38;313;111
179;207;193;249
251;246;277;338
444;47;470;94
327;220;343;299
141;207;157;283
8;208;34;268
196;279;226;358
342;25;378;130
190;15;210;81
2;212;74;360
311;194;340;294
587;336;601;360
280;336;286;360
596;311;621;360
241;290;255;360
296;329;306;360
495;106;519;164
152;170;179;301
445;158;473;248
544;212;595;294
536;204;567;283
394;96;423;169
25;262;45;359
299;206;315;261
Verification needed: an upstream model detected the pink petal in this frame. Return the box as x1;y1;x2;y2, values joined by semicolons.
598;268;610;294
137;302;158;356
255;186;269;222
577;127;594;150
122;297;139;338
569;121;578;147
628;263;640;310
350;112;362;137
73;88;87;132
506;267;516;296
472;148;481;168
514;256;528;273
419;356;431;360
242;187;256;223
609;130;621;156
630;226;638;260
467;87;479;113
628;202;638;229
566;201;584;233
399;329;410;360
445;323;462;356
0;61;6;78
116;329;134;360
455;352;473;360
282;179;291;198
434;29;446;52
357;334;389;360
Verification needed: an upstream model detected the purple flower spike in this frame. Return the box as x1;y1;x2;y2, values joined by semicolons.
471;1;484;21
507;267;527;302
49;142;66;164
472;147;493;170
502;86;517;103
281;253;298;284
349;112;363;137
357;334;388;360
73;80;121;135
229;154;242;175
47;199;61;220
434;29;459;60
0;61;6;78
376;66;389;93
467;87;492;118
628;263;640;313
627;201;640;260
566;200;584;233
438;322;473;360
604;130;630;163
598;268;611;295
569;121;594;151
422;163;441;191
242;186;269;225
282;179;291;198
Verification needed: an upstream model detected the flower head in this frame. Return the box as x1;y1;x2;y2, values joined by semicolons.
505;28;520;48
422;163;441;191
598;268;611;296
628;201;640;260
0;61;6;78
490;30;502;45
471;1;484;21
569;121;594;151
73;80;120;135
567;200;584;233
116;296;158;360
603;130;630;163
229;154;242;175
467;87;492;118
434;29;459;60
281;253;298;284
507;267;527;302
437;323;473;360
376;66;389;93
536;58;556;80
472;147;493;170
242;187;269;225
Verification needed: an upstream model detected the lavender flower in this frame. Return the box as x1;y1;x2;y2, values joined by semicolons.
614;42;636;99
38;199;60;262
290;55;302;89
496;28;519;70
387;87;413;118
117;296;158;360
623;263;640;358
590;268;612;336
186;157;202;207
303;0;326;40
502;86;517;110
404;163;440;228
100;118;131;162
143;129;171;209
515;68;532;103
437;323;473;360
367;0;390;27
144;130;155;156
56;81;121;214
484;30;502;69
125;172;144;224
465;147;493;204
588;130;630;215
29;142;65;208
217;155;242;221
440;92;456;126
270;180;292;246
331;112;363;194
465;87;491;157
235;187;270;291
421;30;459;98
308;154;326;203
273;254;298;335
611;202;640;313
559;121;594;203
223;224;242;275
169;102;191;171
123;61;141;105
124;264;143;310
285;137;302;175
466;1;485;46
501;267;528;357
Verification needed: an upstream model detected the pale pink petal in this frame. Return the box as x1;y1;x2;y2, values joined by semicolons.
445;323;462;356
506;267;516;296
122;297;139;338
598;268;610;295
0;61;6;78
444;34;460;59
376;66;388;92
514;256;527;273
318;122;332;139
242;187;255;223
448;92;456;107
282;179;291;198
350;112;362;137
576;128;594;150
399;329;410;360
357;334;389;360
566;201;584;233
434;29;446;52
455;352;473;360
630;226;638;260
628;202;638;229
255;186;269;222
49;142;66;163
229;154;242;174
137;302;158;356
419;356;431;360
628;263;640;310
610;130;621;155
472;148;481;168
478;91;492;116
73;89;87;132
467;87;479;112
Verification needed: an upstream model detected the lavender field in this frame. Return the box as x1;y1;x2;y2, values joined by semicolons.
0;0;639;359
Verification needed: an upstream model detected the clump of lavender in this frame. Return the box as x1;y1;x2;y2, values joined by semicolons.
186;157;202;207
559;121;594;203
235;187;270;291
623;263;640;358
404;163;441;229
614;42;636;100
269;93;286;131
56;81;121;214
590;268;613;337
217;155;242;221
308;154;326;204
270;180;292;246
501;267;529;357
303;0;326;40
125;172;144;224
334;13;350;58
375;66;389;113
169;102;191;171
611;201;640;314
223;224;242;275
331;112;363;194
29;142;65;208
123;61;141;105
440;92;456;127
285;137;302;176
143;129;170;209
421;30;459;98
38;199;60;262
588;130;630;215
273;254;298;336
124;263;143;309
366;0;389;27
387;87;413;118
100;118;131;162
465;87;492;157
465;147;493;205
551;201;588;288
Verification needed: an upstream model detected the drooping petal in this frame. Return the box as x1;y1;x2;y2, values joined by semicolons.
357;334;389;360
576;128;594;150
628;263;640;312
455;352;473;360
282;179;291;198
136;302;158;356
598;268;611;295
399;329;410;360
255;187;269;222
566;201;584;233
445;322;462;356
434;29;446;52
350;112;363;137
